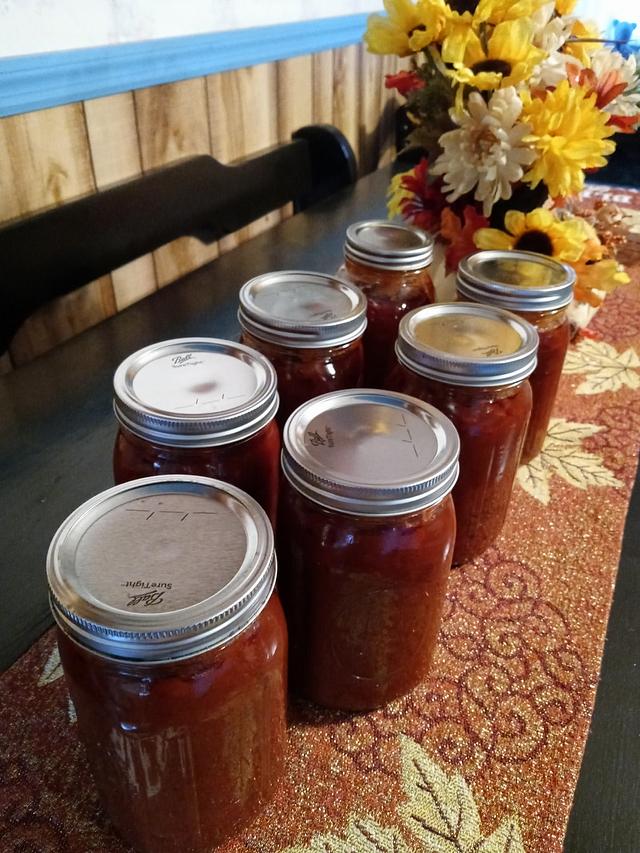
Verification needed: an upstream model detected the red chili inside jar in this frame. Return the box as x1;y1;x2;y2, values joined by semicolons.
457;251;574;463
238;271;367;427
47;475;287;853
388;303;538;565
338;220;435;386
278;389;459;711
112;338;280;524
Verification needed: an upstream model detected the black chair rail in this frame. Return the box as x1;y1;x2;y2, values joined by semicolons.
1;124;357;354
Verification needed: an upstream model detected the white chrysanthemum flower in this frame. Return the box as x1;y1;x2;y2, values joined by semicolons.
431;88;537;217
530;9;580;88
590;47;640;119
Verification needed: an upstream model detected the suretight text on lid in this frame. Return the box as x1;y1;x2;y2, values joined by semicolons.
47;475;276;661
113;338;278;447
396;302;539;387
282;389;459;516
238;270;367;348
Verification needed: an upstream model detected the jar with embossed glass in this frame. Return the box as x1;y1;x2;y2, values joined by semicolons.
238;271;367;427
112;338;280;524
387;302;538;565
47;475;287;853
337;220;435;386
278;389;459;711
457;251;574;463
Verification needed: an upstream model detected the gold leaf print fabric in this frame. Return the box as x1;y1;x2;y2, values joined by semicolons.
517;418;623;504
563;339;640;395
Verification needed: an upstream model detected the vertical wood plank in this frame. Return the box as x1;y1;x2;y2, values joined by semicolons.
84;92;157;309
359;46;384;175
207;63;281;251
0;103;117;366
134;78;218;287
312;51;334;125
277;55;314;142
332;45;360;172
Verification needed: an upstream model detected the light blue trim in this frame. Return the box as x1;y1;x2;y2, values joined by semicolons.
0;13;370;117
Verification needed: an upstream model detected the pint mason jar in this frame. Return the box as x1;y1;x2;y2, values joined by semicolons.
387;302;538;565
112;338;280;524
47;475;287;853
277;389;459;711
457;251;574;463
238;271;366;427
338;220;434;387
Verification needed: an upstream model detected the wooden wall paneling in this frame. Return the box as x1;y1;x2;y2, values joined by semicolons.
312;50;334;126
276;55;313;224
332;44;360;172
84;92;157;310
134;78;218;287
0;102;117;366
207;62;281;252
359;47;384;175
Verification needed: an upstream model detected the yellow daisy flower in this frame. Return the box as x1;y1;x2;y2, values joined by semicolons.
448;18;547;91
364;0;423;56
574;258;630;306
555;0;577;13
474;208;592;262
521;81;616;198
564;19;600;67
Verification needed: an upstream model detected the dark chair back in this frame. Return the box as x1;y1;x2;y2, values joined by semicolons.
0;124;357;353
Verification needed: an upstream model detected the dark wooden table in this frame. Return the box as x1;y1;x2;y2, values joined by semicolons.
0;169;638;851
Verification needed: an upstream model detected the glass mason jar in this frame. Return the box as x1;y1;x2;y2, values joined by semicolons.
457;251;574;463
338;220;435;387
112;338;280;525
278;389;459;711
238;271;367;427
387;303;538;565
47;475;287;853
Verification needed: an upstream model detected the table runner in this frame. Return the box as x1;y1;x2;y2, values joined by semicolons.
2;217;640;853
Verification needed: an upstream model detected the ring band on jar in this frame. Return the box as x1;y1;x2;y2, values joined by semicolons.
457;250;574;463
278;389;459;711
47;475;288;853
112;338;280;523
389;302;538;565
339;220;435;387
238;271;367;426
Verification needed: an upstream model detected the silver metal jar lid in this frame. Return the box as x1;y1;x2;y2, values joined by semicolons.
457;250;575;312
396;302;539;388
238;270;367;348
47;475;277;662
282;389;459;516
344;220;434;271
113;338;278;447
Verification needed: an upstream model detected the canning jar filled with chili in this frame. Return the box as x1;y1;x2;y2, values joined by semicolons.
338;220;435;386
457;251;574;463
47;475;287;853
387;303;538;565
112;338;280;524
278;389;459;711
238;271;367;427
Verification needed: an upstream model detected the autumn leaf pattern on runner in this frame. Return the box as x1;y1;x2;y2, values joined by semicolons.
564;339;640;395
517;418;622;505
285;737;525;853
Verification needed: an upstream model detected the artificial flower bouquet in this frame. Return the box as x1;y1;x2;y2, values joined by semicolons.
364;0;639;309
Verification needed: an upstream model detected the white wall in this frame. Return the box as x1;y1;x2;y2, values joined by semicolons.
0;0;382;58
575;0;638;31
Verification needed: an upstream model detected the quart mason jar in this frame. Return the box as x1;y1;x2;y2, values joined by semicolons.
387;303;538;565
457;251;574;463
47;475;287;853
278;389;459;711
238;271;367;427
338;220;434;386
112;338;280;524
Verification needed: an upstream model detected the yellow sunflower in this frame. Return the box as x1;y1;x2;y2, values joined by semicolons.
448;18;547;91
555;0;577;13
573;258;630;305
521;81;616;198
474;208;592;262
364;0;423;56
